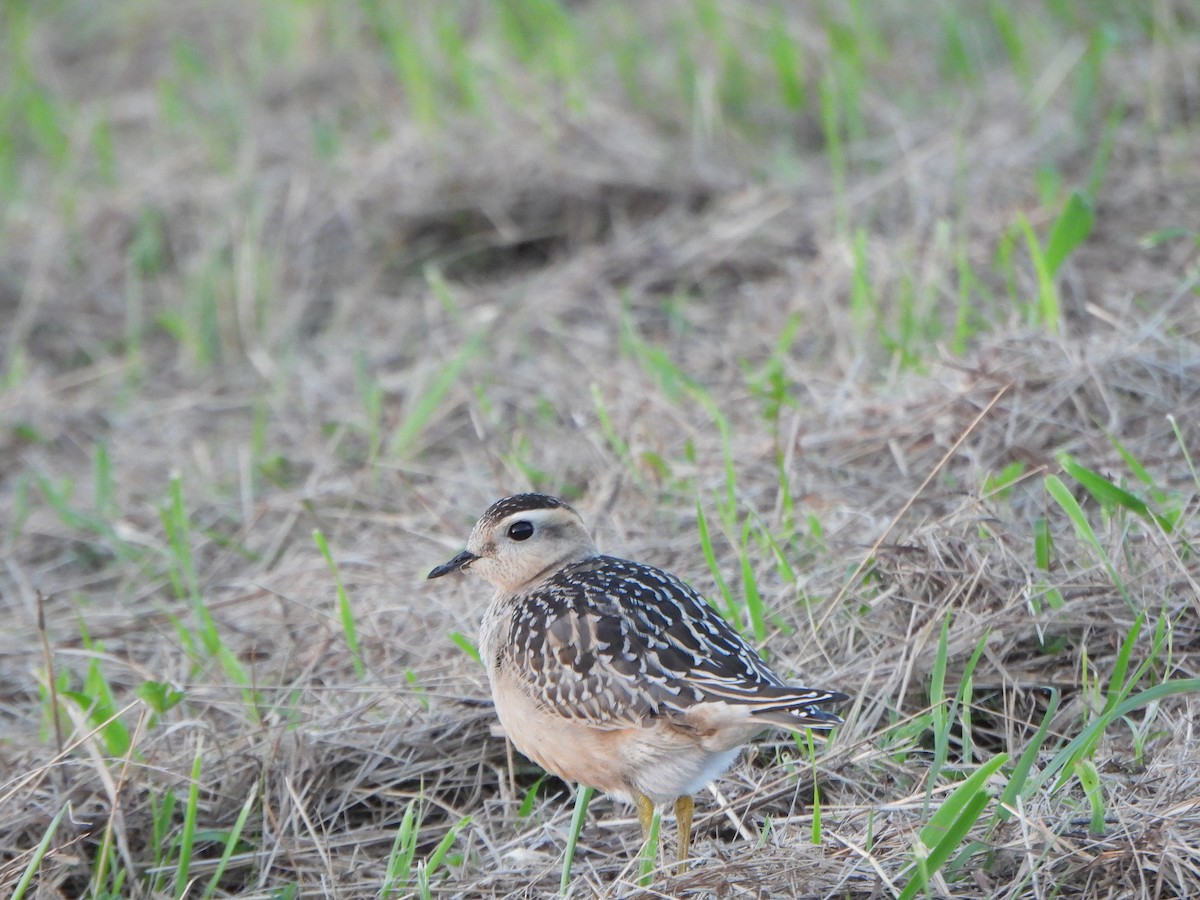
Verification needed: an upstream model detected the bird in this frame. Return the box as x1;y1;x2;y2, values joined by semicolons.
427;492;848;864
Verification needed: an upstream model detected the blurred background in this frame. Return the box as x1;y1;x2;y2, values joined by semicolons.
2;1;1199;897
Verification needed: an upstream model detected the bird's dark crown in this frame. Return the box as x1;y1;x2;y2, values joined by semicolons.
480;493;575;526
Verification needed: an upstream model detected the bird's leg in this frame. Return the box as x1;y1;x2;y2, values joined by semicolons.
674;795;694;866
635;793;655;843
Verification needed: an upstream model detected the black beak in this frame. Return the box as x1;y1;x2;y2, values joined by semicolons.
427;550;479;579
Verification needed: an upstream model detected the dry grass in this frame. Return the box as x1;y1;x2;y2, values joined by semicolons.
2;1;1200;897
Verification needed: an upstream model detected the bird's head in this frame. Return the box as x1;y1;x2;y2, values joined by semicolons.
427;493;598;593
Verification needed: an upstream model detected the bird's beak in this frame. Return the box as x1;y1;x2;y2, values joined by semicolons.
427;549;479;579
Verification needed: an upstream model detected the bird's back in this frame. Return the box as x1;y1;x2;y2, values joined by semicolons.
492;554;847;730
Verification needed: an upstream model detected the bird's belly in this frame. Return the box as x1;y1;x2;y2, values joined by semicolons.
488;667;742;805
488;666;634;797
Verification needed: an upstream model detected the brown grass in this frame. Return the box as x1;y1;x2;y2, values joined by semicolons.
2;2;1199;897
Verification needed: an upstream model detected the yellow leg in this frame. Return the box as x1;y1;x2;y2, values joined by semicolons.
674;795;694;865
635;793;655;842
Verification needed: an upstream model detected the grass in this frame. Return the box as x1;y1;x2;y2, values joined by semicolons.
560;786;595;893
10;802;67;900
1013;190;1096;332
2;0;1200;897
312;528;364;679
898;753;1010;900
381;795;472;900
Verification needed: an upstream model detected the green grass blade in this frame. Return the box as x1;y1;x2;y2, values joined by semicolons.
739;520;767;643
1044;474;1126;600
591;383;630;462
313;528;364;678
997;687;1060;817
1166;414;1199;491
449;631;482;665
1016;214;1058;333
150;788;178;892
1058;454;1155;521
1044;191;1094;275
898;754;1008;900
389;326;486;458
926;615;951;807
767;4;805;110
382;800;420;897
818;71;846;234
425;814;471;877
35;473;133;561
11;802;68;900
200;786;257;899
1036;678;1200;792
174;746;204;899
901;791;991;900
695;501;736;620
637;806;661;886
560;785;593;893
761;519;797;584
1101;613;1144;716
1033;517;1053;570
953;631;989;766
1108;433;1156;487
517;775;547;819
919;753;1008;848
162;474;252;696
1075;760;1107;834
810;783;822;845
93;440;115;518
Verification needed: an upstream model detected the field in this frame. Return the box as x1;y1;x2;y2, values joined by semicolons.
2;1;1200;897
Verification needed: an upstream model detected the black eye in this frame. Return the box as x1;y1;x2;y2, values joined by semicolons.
508;520;534;541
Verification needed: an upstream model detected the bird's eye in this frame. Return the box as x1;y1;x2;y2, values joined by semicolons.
508;520;534;541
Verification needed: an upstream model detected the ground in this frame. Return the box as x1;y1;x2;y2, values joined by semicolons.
1;2;1199;898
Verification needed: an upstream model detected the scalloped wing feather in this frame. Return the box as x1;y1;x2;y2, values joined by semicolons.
507;555;847;729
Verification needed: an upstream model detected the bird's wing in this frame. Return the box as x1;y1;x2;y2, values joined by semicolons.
508;556;846;729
